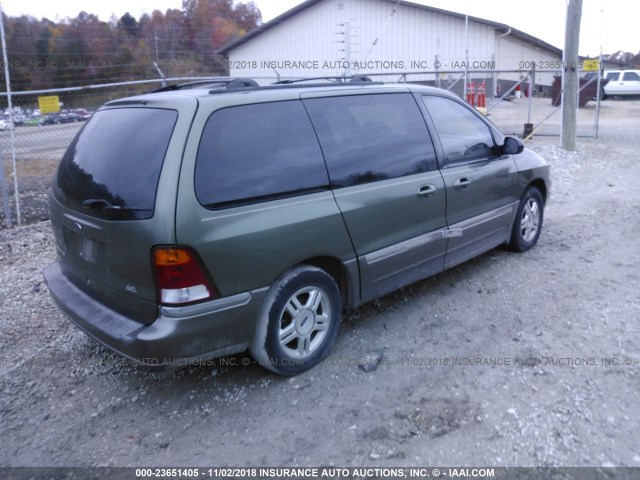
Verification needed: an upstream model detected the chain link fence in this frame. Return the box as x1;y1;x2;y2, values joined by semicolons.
0;70;603;229
0;77;224;228
361;69;603;139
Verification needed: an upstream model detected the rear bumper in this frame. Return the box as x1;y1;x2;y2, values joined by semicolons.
43;262;268;367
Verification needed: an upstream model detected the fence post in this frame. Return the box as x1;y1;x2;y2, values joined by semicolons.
0;146;12;227
523;68;535;138
595;57;602;138
0;3;20;226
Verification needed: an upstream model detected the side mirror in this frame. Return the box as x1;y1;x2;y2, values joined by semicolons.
502;136;524;155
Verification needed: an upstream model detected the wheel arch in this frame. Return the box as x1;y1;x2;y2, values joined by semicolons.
249;259;345;375
299;256;356;309
528;178;548;204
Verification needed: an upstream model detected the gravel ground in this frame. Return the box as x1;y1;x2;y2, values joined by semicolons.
0;176;52;228
1;101;639;470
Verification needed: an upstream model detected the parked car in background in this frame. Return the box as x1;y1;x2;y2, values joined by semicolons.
44;77;551;376
58;109;92;123
58;110;73;123
12;113;26;126
71;108;92;121
3;108;25;126
0;118;13;130
24;116;43;127
603;70;640;98
41;114;61;125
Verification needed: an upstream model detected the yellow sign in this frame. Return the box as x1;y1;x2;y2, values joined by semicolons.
38;96;60;114
583;59;600;72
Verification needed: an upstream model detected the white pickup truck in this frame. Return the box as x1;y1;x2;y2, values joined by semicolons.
603;70;640;98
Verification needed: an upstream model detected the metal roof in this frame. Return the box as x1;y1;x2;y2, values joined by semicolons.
217;0;562;57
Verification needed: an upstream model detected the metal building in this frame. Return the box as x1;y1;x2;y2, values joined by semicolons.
218;0;562;93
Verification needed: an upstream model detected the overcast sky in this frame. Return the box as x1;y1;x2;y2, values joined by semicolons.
1;0;636;57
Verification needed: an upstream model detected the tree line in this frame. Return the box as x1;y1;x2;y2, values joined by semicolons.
603;51;640;67
1;0;261;91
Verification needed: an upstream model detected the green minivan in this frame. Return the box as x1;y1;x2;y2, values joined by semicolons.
44;78;550;375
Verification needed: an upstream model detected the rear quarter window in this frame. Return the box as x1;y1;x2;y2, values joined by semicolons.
195;101;329;208
55;108;178;220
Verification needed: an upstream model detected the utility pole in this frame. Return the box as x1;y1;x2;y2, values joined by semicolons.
561;0;583;151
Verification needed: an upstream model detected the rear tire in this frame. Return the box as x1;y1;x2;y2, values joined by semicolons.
509;186;544;252
250;265;342;375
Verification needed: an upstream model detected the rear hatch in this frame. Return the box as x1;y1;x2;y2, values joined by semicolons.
50;95;198;325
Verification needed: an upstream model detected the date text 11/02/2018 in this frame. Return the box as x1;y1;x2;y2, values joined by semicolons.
135;467;496;478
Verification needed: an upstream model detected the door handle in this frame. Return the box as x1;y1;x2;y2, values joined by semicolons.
417;184;437;198
454;177;471;189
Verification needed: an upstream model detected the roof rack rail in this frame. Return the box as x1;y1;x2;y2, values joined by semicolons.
207;78;260;94
150;75;382;95
349;75;375;83
273;75;377;85
222;78;260;91
149;78;255;93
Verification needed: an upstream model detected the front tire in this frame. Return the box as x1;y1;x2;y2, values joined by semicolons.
509;186;544;252
250;265;342;375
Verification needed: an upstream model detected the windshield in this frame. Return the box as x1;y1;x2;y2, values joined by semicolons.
54;107;178;220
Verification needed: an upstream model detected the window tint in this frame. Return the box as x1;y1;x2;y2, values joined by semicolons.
55;108;177;220
303;94;437;188
622;72;640;81
422;95;495;164
195;101;329;208
606;72;620;81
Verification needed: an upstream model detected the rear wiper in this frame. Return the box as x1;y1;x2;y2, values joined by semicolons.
82;198;151;212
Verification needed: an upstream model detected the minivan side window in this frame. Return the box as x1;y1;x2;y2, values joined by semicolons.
303;93;438;188
195;101;329;208
606;72;620;81
622;72;640;81
421;95;496;165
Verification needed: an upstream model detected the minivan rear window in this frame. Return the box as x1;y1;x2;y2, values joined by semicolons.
55;108;178;220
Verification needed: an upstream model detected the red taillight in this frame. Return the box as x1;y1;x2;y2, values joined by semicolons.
152;247;217;305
